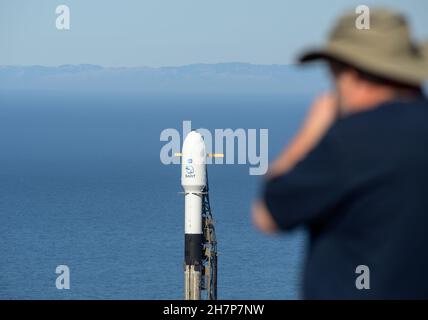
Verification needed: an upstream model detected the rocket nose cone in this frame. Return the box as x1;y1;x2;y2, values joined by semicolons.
182;131;206;161
183;131;204;146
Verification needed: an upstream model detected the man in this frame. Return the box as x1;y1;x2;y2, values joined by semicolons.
253;8;428;299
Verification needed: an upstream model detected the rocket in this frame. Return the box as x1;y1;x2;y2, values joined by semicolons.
181;131;206;300
179;131;218;300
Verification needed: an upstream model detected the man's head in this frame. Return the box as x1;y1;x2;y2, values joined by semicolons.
328;58;423;114
298;8;428;114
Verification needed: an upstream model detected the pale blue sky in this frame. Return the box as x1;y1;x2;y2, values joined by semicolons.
0;0;427;67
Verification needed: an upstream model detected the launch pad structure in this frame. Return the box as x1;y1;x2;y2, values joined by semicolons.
200;180;217;300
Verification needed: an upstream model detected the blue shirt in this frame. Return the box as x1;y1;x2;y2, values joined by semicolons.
264;97;428;299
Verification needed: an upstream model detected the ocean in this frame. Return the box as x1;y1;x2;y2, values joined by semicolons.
0;91;310;299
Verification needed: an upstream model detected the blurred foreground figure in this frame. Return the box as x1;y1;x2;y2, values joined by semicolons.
253;8;428;299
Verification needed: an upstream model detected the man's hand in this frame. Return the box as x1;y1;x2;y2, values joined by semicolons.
267;93;339;179
252;200;279;234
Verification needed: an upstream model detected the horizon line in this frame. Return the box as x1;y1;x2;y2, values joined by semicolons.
0;62;297;69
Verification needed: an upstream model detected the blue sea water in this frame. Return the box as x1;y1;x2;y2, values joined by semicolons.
0;92;310;299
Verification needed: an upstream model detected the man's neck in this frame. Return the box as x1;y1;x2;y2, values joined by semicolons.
347;86;423;114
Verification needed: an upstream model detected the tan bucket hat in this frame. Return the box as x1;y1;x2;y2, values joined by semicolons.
298;8;428;86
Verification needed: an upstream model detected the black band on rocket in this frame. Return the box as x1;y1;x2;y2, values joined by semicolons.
185;233;203;265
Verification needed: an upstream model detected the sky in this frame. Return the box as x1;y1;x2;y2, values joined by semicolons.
0;0;427;67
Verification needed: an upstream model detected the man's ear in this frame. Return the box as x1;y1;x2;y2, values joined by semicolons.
344;68;360;85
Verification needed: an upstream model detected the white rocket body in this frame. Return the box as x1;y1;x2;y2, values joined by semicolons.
181;131;206;235
181;131;207;300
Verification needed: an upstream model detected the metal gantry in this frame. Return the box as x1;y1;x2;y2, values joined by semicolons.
201;184;217;300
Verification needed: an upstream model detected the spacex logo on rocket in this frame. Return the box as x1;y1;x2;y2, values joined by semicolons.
160;120;269;175
185;164;195;178
185;158;195;178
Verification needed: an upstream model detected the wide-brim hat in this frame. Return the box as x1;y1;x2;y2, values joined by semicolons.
298;8;428;86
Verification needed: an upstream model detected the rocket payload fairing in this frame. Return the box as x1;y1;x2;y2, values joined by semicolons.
180;131;217;300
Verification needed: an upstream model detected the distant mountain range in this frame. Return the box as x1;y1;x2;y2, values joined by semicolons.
0;63;328;95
